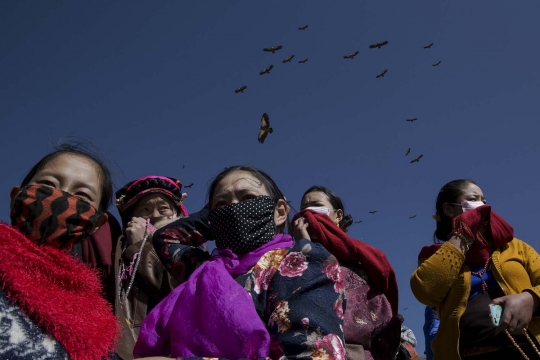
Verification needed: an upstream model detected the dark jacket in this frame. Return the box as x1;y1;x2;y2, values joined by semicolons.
114;235;179;360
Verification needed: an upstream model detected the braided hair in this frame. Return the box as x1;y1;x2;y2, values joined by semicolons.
302;185;354;231
116;176;185;225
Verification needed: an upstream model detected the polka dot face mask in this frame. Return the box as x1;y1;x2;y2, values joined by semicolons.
208;195;277;255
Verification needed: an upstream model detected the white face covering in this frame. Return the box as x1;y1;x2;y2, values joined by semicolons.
455;201;485;212
305;206;331;216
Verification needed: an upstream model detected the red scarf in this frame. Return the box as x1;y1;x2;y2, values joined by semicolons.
293;210;399;314
452;205;514;266
418;206;514;267
0;223;119;360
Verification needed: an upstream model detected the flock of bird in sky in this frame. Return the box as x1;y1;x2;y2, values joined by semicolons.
233;24;440;223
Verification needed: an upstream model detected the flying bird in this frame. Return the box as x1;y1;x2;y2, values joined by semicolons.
432;61;441;66
376;69;387;78
369;41;388;49
403;307;409;310
184;183;194;188
406;118;418;122
282;55;294;63
424;43;434;49
343;51;359;59
409;215;417;219
182;164;185;169
298;58;308;64
263;45;283;53
235;86;247;93
298;25;308;30
259;64;274;75
258;113;273;144
369;211;378;214
410;154;424;163
354;220;363;224
406;148;411;156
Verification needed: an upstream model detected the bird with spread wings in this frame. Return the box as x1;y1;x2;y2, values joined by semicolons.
410;155;423;163
263;45;283;53
376;69;387;78
258;113;273;144
406;118;418;122
298;25;308;30
369;41;388;49
432;61;441;66
235;86;247;93
424;43;434;49
282;55;294;63
298;58;308;64
344;51;359;59
184;183;194;189
259;65;274;75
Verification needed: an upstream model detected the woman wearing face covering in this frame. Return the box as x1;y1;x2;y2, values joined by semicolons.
411;179;540;360
133;166;346;359
0;144;119;360
293;186;401;360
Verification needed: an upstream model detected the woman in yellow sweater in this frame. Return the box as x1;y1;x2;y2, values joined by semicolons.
411;179;540;360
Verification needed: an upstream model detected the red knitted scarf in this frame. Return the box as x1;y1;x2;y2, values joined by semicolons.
293;210;399;314
0;223;119;360
418;206;514;266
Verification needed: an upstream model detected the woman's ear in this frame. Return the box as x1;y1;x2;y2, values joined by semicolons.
335;209;344;224
443;202;455;218
274;199;289;227
90;213;109;236
10;186;20;209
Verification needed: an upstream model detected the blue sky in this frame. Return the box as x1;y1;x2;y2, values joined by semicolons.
2;1;540;354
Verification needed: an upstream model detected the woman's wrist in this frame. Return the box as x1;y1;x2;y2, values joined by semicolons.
449;233;474;254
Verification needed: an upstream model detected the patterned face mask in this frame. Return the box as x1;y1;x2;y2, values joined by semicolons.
10;185;102;249
209;195;277;255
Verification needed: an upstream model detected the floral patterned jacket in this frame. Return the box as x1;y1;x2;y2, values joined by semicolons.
158;237;347;359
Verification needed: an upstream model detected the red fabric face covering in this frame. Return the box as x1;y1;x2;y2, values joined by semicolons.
452;205;514;266
418;206;513;267
292;209;399;314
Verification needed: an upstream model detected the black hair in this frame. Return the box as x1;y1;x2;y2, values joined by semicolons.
207;166;290;233
20;142;113;213
116;177;183;225
434;179;478;242
302;185;354;230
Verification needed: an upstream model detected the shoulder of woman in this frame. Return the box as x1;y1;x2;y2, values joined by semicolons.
502;238;537;254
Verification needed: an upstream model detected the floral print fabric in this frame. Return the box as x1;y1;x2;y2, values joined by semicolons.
165;238;346;359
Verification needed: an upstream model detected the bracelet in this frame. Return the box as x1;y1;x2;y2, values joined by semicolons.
452;232;474;251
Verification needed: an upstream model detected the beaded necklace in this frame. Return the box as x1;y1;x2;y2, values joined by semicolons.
505;329;540;359
471;257;491;292
117;220;150;303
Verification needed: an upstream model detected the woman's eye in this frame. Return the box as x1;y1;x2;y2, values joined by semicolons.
213;201;226;208
37;180;56;188
159;206;170;211
75;192;92;202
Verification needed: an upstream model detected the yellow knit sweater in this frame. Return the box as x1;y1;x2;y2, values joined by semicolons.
410;239;540;360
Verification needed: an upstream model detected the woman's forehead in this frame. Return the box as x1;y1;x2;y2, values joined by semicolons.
214;172;266;195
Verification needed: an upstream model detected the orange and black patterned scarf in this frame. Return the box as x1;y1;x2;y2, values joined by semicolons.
10;185;102;249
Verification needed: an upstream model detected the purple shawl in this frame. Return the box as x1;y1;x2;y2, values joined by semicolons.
133;234;294;359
